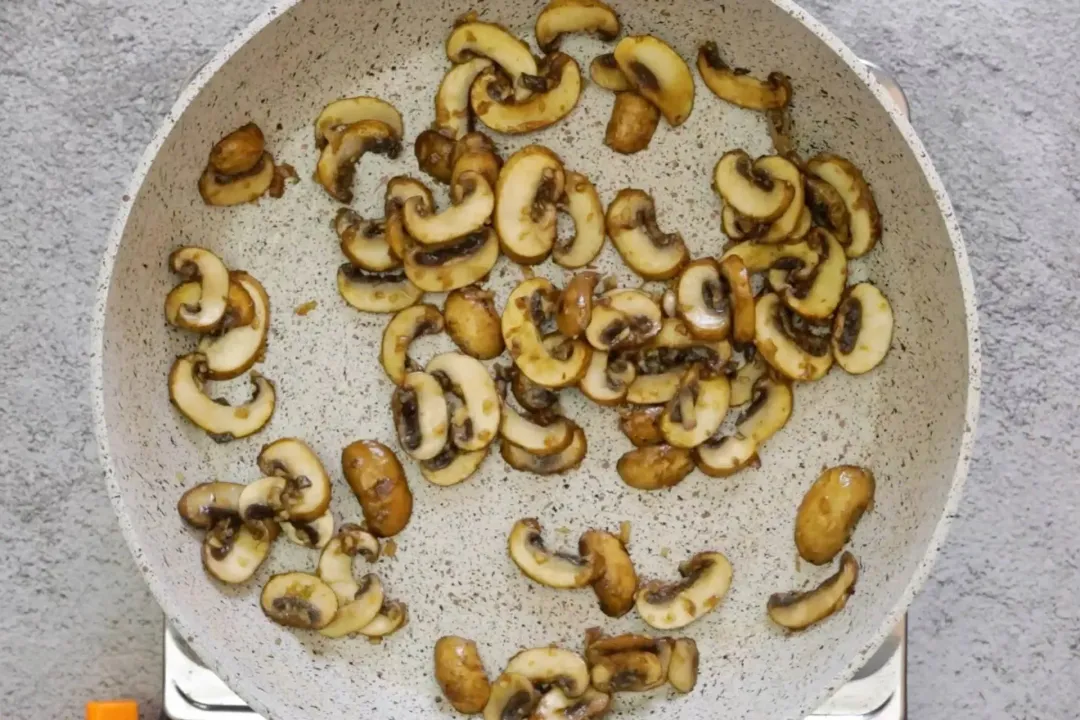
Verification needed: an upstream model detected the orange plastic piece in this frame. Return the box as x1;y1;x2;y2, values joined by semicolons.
86;700;138;720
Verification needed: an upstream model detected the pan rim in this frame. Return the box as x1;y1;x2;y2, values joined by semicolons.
90;0;981;716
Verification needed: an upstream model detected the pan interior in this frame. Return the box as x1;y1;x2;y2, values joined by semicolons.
98;0;973;717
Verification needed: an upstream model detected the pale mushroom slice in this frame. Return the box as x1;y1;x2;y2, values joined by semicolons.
165;279;255;333
168;354;275;442
403;171;494;246
444;286;504;360
768;227;848;320
668;638;699;693
605;91;660;155
613;35;695;127
755;155;806;243
579;530;638;618
605;189;689;280
358;599;408;638
502;278;592;388
754;293;834;381
314;96;404;148
403;227;500;293
660;366;731;449
728;351;767;407
500;404;575;457
335;209;398;272
721;204;766;241
768;552;859;631
495;146;566;264
589;647;669;692
626;371;682;405
471;53;583;135
317;528;386;638
178;482;244;529
635;551;734;629
199;151;275;206
505;647;590;697
713;150;794;222
384;176;435;259
420;445;488;487
201;515;276;584
676;259;731;341
196;271;270;380
535;0;620;52
315;120;402;203
446;20;539;101
806;153;881;258
435;57;495;140
255;437;333;522
510;366;560;413
261;572;339;630
694;374;793;477
281;512;335;550
832;283;894;374
590;53;632;91
585;289;663;352
720;256;756;344
578;351;636;406
553;172;605;269
617;444;695;490
414;129;456;185
556;271;599;339
168;247;230;332
790;206;813;241
532;688;610;720
427;352;501;452
483;673;540;720
696;42;792;110
508;518;595;588
380;304;444;386
720;235;821;273
392;372;450;461
337;265;424;313
501;424;587;476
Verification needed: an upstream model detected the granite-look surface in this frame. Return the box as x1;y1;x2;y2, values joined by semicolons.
0;2;1076;720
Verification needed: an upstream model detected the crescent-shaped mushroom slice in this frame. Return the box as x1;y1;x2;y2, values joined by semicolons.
392;372;450;461
531;688;610;720
165;278;255;333
495;146;566;264
201;515;276;584
713;149;794;222
768;552;859;631
728;351;767;407
196;271;270;380
832;283;894;374
178;481;244;529
721;204;766;241
168;354;275;442
635;551;733;629
337;265;424;313
553;172;605;269
499;404;575;457
198;152;275;207
585;289;663;352
446;20;538;101
380;304;444;386
806;153;881;258
502;278;592;388
659;365;731;449
315;119;402;203
720;235;820;273
168;247;230;332
694;374;793;477
613;35;694;126
403;171;494;246
675;259;731;341
508;518;595;588
767;227;848;320
335;209;398;272
357;599;408;638
590;52;632;91
317;528;386;638
580;530;638;618
505;647;590;697
667;638;699;693
500;423;587;476
805;174;851;246
578;351;636;406
606;189;689;280
754;293;834;381
435;57;495;140
427;352;501;452
253;437;333;523
420;445;488;487
260;572;338;630
384;176;435;259
402;227;500;293
314;96;404;148
754;155;806;243
535;0;620;52
719;256;756;344
470;53;582;135
483;673;540;720
281;511;335;550
697;42;792;110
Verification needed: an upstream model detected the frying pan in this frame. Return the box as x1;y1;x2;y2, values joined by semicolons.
91;0;981;717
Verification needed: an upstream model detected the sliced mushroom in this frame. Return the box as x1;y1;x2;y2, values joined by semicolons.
337;265;424;314
281;511;335;550
403;171;494;246
446;21;539;102
358;598;409;638
380;304;444;386
720;235;820;273
435;58;496;140
721;204;766;241
719;256;755;344
335;209;398;272
605;90;662;156
585;289;662;352
198;151;275;206
589;648;668;692
208;123;265;175
511;368;560;413
314;96;404;148
579;351;636;406
556;271;599;339
583;630;665;661
617;444;694;490
392;372;450;461
421;445;488;487
806;153;881;258
261;572;338;630
667;638;699;693
613;35;694;127
754;155;805;242
753;293;834;381
385;176;435;259
483;672;540;720
427;352;501;452
471;53;582;135
451;145;503;204
495;146;566;264
403;228;500;293
636;551;733;629
675;259;730;341
790;205;813;240
168;247;230;332
625;371;682;405
659;366;731;449
178;481;244;529
580;530;638;618
168;354;275;442
697;42;792;110
795;466;875;565
165;278;255;333
315;119;401;203
196;271;270;380
341;440;414;537
500;405;575;456
531;688;610;720
508;518;594;588
768;228;848;320
201;515;275;584
553;173;605;268
768;552;859;630
502;278;592;388
805;174;851;246
415;129;456;184
832;283;894;374
435;636;492;714
505;648;589;697
501;424;587;476
535;0;620;52
728;351;767;407
318;539;385;637
694;374;793;477
590;53;632;91
253;438;333;523
617;406;664;447
623;319;733;404
713;150;794;222
445;286;505;360
605;189;689;280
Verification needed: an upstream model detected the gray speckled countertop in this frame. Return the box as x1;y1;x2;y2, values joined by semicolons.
1;1;1078;718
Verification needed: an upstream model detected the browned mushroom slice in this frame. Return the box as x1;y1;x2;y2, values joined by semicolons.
403;171;494;246
435;58;495;140
768;552;859;630
495;145;567;264
536;0;620;52
435;636;493;714
511;367;560;413
168;247;230;332
471;53;582;135
635;551;733;629
168;354;275;442
380;304;444;386
207;123;265;175
553;173;605;268
604;90;661;155
832;283;894;374
754;293;834;381
694;374;793;477
508;518;595;588
501;424;587;476
451;140;503;204
580;529;638;618
337;265;424;313
178;482;244;529
806;153;881;258
579;351;636;406
414;128;456;184
314;96;404;148
719;256;756;345
605;189;689;280
483;673;540;720
585;289;663;352
261;572;338;630
384;176;435;259
335;209;398;272
199;150;275;206
502;278;592;389
613;35;695;127
805;174;851;245
768;228;848;320
659;365;731;449
590;52;632;91
617;405;664;447
341;440;413;538
713;149;794;222
315;120;401;203
402;228;500;294
589;648;668;692
754;155;806;243
675;259;731;341
392;372;450;461
617;444;694;490
556;271;599;339
196;271;270;381
420;445;488;487
795;466;875;565
251;438;333;523
444;285;504;360
697;42;792;110
446;20;539;101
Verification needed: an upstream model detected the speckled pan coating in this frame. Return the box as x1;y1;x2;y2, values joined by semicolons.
91;1;980;718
